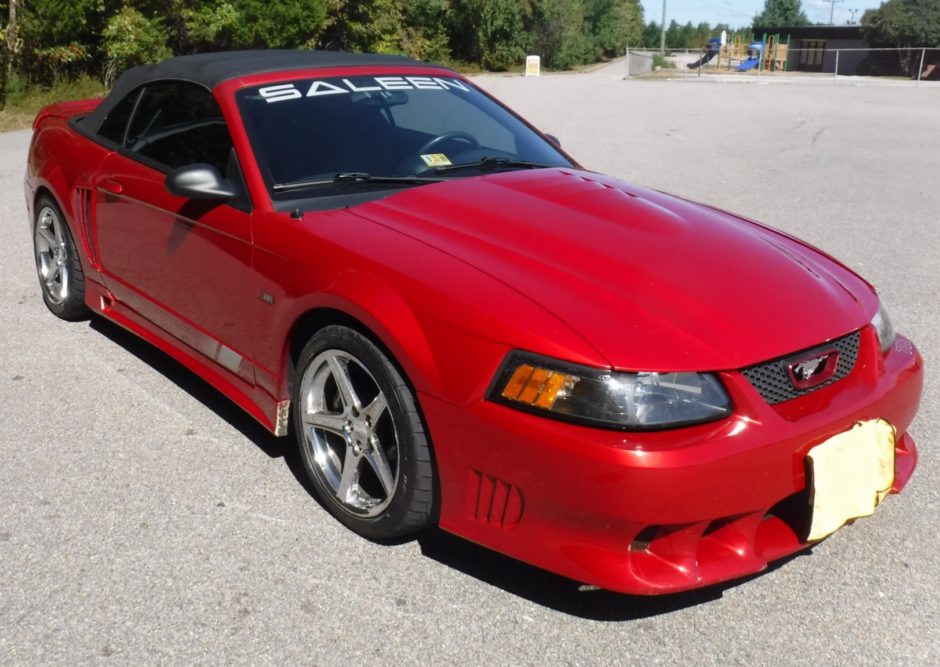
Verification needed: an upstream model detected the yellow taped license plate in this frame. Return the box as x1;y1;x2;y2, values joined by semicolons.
806;419;896;542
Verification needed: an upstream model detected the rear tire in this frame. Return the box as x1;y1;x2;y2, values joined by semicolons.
33;195;90;321
292;325;436;540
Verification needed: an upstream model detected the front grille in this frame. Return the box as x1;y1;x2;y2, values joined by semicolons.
741;330;860;404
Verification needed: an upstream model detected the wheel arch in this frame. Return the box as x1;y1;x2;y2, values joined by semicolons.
33;183;68;225
31;144;71;216
274;259;448;402
284;305;435;405
31;168;81;256
285;305;443;521
32;182;95;281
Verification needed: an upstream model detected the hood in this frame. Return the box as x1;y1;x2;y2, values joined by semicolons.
353;168;876;371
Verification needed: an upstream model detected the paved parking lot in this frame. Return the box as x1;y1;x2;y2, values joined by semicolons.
1;64;938;664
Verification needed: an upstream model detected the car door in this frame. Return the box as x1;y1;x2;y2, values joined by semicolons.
94;81;256;383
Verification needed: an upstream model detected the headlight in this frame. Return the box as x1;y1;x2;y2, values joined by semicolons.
488;351;732;430
871;302;895;354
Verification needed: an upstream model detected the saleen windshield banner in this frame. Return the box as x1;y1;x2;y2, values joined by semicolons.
258;76;471;103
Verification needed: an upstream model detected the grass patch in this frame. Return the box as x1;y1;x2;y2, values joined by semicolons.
652;53;676;70
0;75;107;132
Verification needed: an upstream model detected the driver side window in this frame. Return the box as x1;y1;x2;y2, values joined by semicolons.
121;82;234;174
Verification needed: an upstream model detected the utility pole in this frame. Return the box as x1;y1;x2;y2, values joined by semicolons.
660;0;666;54
824;0;845;26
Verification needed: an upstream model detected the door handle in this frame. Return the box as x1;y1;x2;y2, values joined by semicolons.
100;178;123;195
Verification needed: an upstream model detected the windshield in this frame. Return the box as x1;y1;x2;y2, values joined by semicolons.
236;74;572;200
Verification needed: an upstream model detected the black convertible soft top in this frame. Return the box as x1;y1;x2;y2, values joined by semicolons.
83;49;443;134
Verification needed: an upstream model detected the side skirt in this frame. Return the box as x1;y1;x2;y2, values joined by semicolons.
84;278;289;436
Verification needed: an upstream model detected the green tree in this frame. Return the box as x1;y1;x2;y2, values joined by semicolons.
584;0;644;56
321;0;400;52
753;0;809;28
642;20;660;48
481;0;530;70
183;0;327;51
530;0;593;69
398;0;450;61
678;20;696;47
101;6;170;84
322;0;449;60
18;0;120;82
448;0;529;70
691;22;713;47
0;1;16;109
664;19;682;48
861;0;940;75
179;1;240;51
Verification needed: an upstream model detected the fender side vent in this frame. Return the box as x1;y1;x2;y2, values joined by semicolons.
73;187;99;267
466;469;524;529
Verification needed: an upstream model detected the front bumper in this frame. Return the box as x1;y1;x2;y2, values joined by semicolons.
422;328;923;594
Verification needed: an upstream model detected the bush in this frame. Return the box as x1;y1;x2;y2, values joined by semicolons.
5;73;106;111
652;53;675;69
478;0;530;71
31;43;91;82
862;0;940;77
102;7;172;85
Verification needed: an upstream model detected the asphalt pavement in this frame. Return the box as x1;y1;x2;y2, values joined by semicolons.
1;64;938;664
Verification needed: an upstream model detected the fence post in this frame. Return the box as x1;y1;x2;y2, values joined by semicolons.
917;48;926;84
834;50;840;81
625;46;630;80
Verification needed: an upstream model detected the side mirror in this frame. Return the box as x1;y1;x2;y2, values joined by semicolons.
165;163;237;200
545;133;561;148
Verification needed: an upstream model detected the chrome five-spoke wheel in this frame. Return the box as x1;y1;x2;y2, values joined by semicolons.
292;325;436;539
299;349;399;516
32;195;88;321
34;205;70;305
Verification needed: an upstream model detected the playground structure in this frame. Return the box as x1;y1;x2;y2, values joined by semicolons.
704;31;791;73
687;38;721;69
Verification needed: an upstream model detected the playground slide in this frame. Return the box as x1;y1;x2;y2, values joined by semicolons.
736;58;759;71
687;50;718;69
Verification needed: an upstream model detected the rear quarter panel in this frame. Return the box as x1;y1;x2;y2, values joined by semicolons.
27;99;110;228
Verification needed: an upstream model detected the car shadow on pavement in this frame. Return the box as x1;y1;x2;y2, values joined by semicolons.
89;315;811;619
88;317;317;495
418;528;811;620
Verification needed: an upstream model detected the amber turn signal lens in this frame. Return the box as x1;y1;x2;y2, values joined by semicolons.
490;351;732;429
500;364;578;409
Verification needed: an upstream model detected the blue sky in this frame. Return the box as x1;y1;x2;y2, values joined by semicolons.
639;1;885;28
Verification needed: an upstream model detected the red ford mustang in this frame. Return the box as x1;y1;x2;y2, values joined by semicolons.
26;50;923;595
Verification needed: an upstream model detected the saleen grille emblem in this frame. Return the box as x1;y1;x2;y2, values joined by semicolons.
787;349;839;390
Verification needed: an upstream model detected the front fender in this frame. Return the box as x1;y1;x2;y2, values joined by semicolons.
289;269;445;396
250;209;603;410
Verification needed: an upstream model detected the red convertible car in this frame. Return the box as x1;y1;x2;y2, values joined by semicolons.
26;50;923;595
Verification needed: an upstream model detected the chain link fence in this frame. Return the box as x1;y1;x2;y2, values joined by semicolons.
625;46;940;83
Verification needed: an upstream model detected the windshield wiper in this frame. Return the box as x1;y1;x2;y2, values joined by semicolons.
434;157;557;174
273;172;443;193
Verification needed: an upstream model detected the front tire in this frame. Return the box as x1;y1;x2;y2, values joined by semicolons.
33;195;90;321
292;325;436;539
